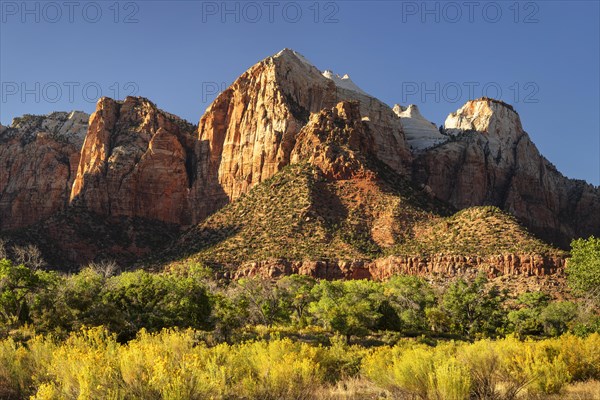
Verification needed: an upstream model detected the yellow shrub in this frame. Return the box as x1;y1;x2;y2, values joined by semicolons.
362;344;435;398
31;327;123;400
429;356;471;400
235;339;323;399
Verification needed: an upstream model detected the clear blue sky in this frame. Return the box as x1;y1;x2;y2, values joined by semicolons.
1;0;599;185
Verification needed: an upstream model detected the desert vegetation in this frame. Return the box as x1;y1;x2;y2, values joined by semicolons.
0;237;598;399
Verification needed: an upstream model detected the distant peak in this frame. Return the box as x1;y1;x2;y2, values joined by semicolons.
470;97;517;113
271;49;370;97
445;97;522;135
393;104;446;152
322;69;368;96
393;104;425;120
273;48;316;68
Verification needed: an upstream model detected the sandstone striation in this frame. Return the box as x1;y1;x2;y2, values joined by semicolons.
0;111;88;230
231;253;565;281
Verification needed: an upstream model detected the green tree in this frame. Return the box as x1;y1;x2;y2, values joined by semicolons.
102;270;211;341
0;259;40;327
235;277;291;326
567;236;600;300
440;276;507;338
381;275;435;332
277;275;316;325
539;301;578;336
508;292;550;336
309;280;383;342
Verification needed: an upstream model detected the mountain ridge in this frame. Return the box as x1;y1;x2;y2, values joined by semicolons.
0;49;597;280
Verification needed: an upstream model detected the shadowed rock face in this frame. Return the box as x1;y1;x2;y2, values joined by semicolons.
0;111;88;230
413;98;600;247
70;96;197;225
290;101;379;180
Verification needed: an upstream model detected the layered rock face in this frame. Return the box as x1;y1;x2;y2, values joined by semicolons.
414;98;600;247
1;50;598;273
232;253;565;281
0;112;88;230
192;49;411;219
70;97;197;224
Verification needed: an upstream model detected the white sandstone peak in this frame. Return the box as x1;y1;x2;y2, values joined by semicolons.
444;98;522;137
393;104;447;152
273;48;371;97
322;69;369;96
274;48;317;70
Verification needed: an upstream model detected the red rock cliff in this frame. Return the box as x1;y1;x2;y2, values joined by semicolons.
413;98;600;247
0;112;88;230
70;97;197;224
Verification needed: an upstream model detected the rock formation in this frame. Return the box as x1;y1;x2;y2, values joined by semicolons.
0;111;88;230
393;104;447;152
1;50;598;275
70;97;197;225
413;98;600;247
232;253;565;281
192;49;411;219
290;101;378;180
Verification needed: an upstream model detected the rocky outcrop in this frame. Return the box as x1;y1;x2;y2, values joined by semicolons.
1;51;598;272
0;111;88;230
369;253;565;280
70;97;197;225
290;101;378;180
230;253;565;281
414;98;600;247
192;49;411;219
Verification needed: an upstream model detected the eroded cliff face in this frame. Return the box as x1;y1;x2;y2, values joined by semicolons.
70;97;197;225
0;112;88;230
233;254;565;280
192;49;411;220
414;98;600;247
230;254;566;296
290;101;378;180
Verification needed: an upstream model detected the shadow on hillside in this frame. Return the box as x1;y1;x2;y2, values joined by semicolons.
151;224;242;268
1;208;183;272
369;156;455;217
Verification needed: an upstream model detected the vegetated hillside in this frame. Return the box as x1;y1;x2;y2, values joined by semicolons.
166;162;444;267
389;206;566;258
165;160;564;271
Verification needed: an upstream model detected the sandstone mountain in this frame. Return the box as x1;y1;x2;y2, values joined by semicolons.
192;48;411;220
0;111;88;230
165;102;565;295
413;98;600;247
0;49;597;279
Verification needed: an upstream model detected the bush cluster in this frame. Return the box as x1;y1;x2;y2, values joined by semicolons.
0;328;599;399
1;259;596;344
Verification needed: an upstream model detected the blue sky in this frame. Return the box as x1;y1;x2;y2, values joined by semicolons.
1;0;599;185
